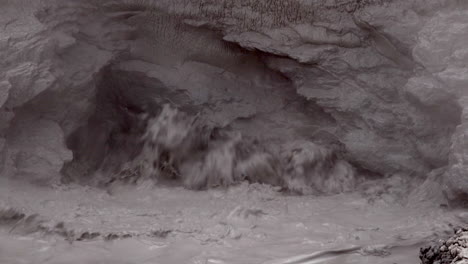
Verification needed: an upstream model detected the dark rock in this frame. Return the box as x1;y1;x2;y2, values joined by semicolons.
420;228;468;264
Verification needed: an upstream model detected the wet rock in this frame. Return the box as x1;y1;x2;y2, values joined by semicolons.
420;228;468;264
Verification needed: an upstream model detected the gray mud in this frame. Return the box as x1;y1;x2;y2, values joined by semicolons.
0;177;464;264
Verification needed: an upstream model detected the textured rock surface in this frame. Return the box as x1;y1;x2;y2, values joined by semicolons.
420;228;468;264
0;0;467;201
411;9;468;206
5;116;72;184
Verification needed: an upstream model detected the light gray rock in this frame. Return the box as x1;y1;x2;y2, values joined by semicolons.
4;62;56;108
444;99;468;205
0;0;467;202
413;10;468;74
404;76;453;106
5;117;72;183
412;9;468;204
0;0;120;184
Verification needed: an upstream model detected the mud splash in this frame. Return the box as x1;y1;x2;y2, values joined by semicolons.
64;97;357;195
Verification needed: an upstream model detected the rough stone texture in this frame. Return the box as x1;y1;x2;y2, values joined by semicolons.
4;116;72;184
0;1;123;181
445;100;468;205
411;10;468;205
218;1;460;176
420;228;468;264
0;0;467;201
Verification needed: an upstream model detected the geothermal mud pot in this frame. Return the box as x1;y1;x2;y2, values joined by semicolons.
1;0;468;263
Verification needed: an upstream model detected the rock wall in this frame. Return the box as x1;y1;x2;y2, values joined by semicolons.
411;9;468;206
0;0;467;203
